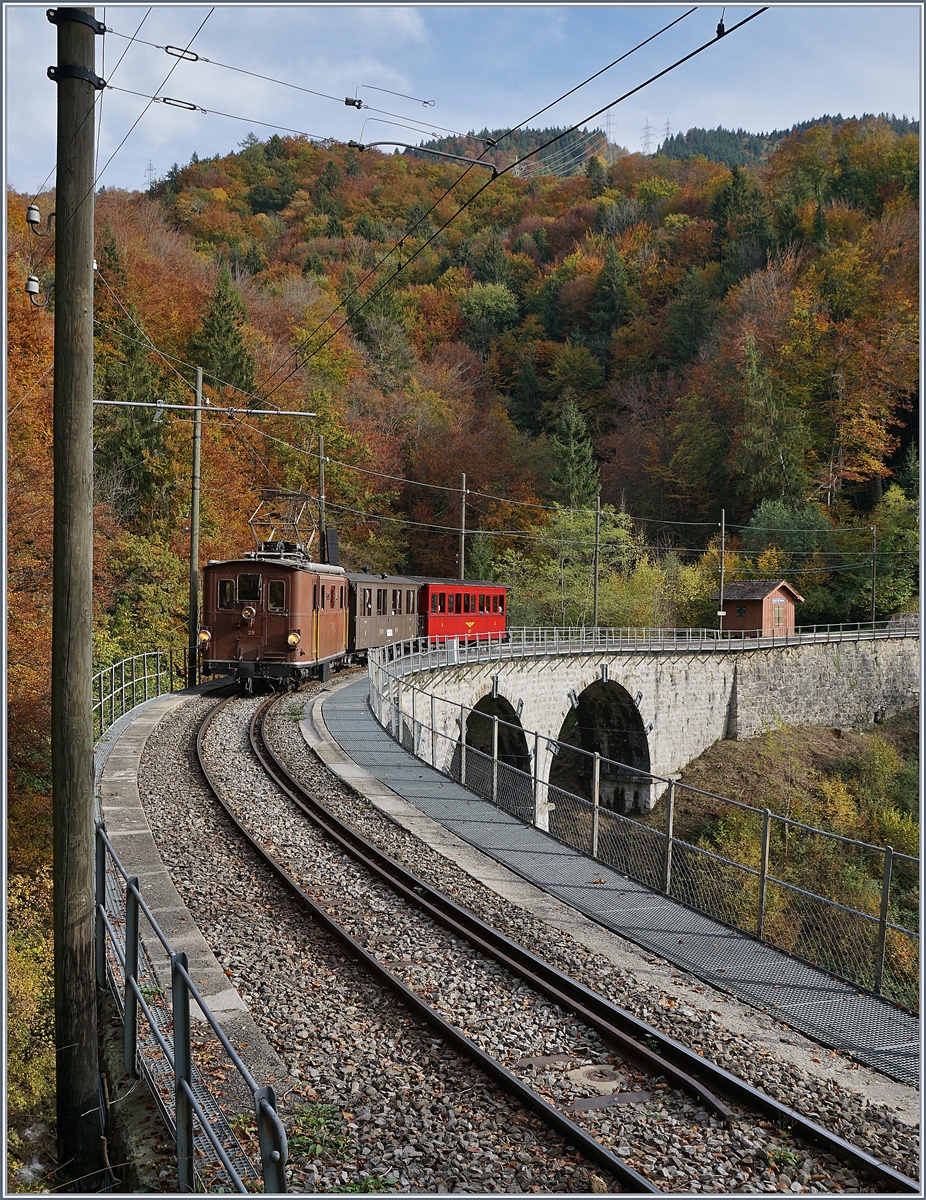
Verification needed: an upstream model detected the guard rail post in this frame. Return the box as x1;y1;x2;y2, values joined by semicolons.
492;716;499;805
460;703;467;787
874;846;894;995
120;658;126;720
255;1087;288;1194
95;822;107;989
131;655;137;710
169;647;174;691
172;950;194;1192
532;731;541;827
592;753;600;859
757;810;771;940
663;781;675;894
124;877;141;1078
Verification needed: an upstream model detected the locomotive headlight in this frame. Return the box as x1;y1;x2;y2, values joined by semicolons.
242;605;256;621
198;628;211;644
287;631;301;647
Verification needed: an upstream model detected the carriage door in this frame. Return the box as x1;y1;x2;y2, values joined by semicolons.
265;577;289;657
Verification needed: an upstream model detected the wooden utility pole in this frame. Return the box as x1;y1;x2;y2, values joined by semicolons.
49;4;105;1187
318;434;326;561
187;366;202;686
718;508;726;633
458;472;466;580
592;492;601;628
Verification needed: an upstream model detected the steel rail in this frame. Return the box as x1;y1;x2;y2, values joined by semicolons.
252;695;920;1195
196;694;658;1194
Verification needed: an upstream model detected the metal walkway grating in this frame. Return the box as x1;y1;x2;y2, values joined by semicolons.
323;680;919;1088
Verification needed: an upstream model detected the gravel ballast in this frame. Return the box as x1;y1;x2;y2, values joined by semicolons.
136;684;919;1193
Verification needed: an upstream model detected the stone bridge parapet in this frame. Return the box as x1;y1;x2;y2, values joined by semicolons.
369;627;919;814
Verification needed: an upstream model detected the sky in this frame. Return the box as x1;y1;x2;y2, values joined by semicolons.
3;3;922;196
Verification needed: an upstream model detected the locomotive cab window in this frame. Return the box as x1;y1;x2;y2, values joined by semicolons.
218;580;235;609
237;574;261;603
268;580;286;611
340;586;345;609
320;584;325;609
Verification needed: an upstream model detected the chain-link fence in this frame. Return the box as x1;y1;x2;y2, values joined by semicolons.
368;642;919;1011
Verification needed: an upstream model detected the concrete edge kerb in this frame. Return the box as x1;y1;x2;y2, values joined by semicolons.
301;674;919;1123
98;690;288;1089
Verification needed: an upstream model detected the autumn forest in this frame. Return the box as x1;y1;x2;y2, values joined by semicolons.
6;113;919;1142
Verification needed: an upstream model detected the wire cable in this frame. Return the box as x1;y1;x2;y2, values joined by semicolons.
106;85;325;139
256;7;700;396
33;9;214;275
30;6;153;204
8;361;55;416
94;271;297;408
261;8;766;400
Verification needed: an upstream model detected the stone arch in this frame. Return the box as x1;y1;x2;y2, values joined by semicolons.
465;693;531;773
550;679;652;814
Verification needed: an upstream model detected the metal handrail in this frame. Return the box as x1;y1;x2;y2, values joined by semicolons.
367;632;920;1006
95;822;288;1193
92;648;192;741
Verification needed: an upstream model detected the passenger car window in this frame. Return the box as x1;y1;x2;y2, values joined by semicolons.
437;593;446;613
498;594;504;613
377;589;387;616
237;574;261;603
447;594;455;614
392;589;402;615
218;580;235;609
406;590;415;614
431;594;438;613
268;580;285;611
362;588;372;616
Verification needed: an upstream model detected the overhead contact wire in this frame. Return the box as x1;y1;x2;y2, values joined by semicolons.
256;7;700;395
262;8;766;400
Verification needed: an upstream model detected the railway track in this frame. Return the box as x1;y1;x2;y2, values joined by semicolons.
195;692;918;1194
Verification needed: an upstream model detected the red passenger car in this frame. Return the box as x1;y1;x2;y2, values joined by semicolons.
414;579;507;642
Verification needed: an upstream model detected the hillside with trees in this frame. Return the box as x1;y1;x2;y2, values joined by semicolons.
6;113;919;1168
659;112;919;167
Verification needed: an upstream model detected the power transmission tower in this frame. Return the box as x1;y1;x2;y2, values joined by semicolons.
48;4;105;1187
144;158;157;188
640;121;655;154
664;119;672;141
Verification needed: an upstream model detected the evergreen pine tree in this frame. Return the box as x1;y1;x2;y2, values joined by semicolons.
585;154;607;197
188;263;256;397
590;243;628;335
550;393;600;510
94;225;168;524
509;358;540;432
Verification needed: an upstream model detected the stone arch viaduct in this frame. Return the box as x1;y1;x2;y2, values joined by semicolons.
374;629;919;816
